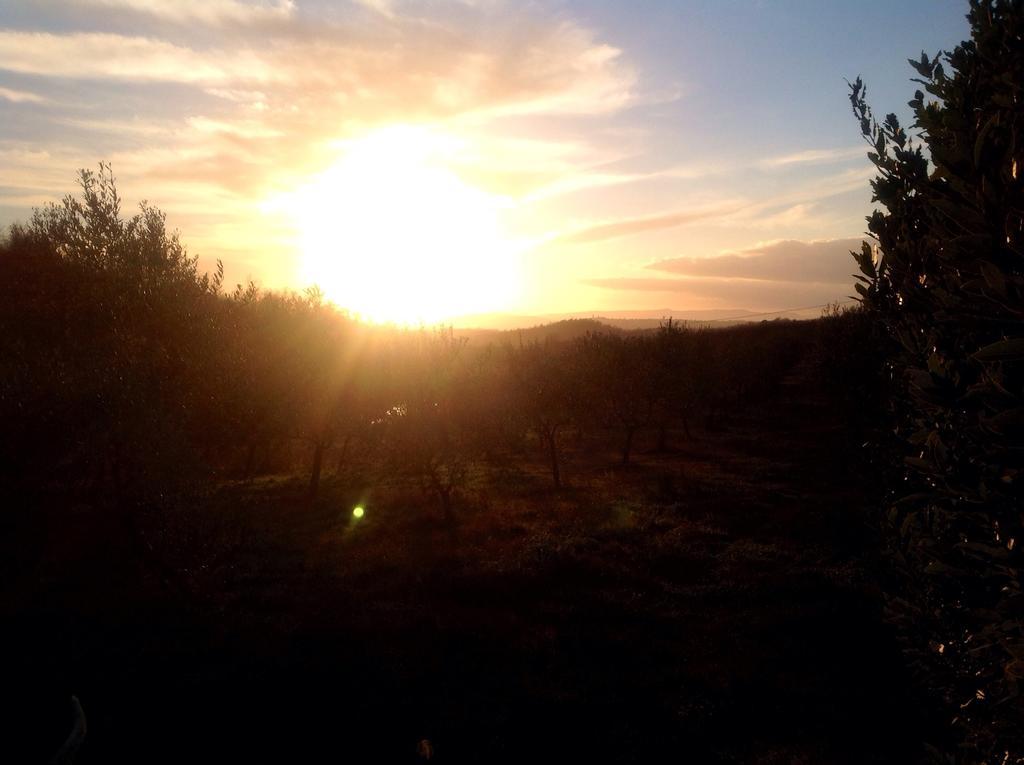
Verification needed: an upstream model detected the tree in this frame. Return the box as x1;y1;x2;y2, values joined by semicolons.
0;164;224;499
286;291;361;502
850;2;1024;758
651;320;708;447
577;333;655;465
218;285;297;479
0;164;226;596
382;328;472;523
507;340;580;488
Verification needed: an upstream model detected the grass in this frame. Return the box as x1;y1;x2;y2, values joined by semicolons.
4;362;936;763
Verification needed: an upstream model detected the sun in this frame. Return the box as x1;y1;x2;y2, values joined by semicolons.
281;126;521;324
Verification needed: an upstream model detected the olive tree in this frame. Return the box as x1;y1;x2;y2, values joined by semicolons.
850;2;1024;758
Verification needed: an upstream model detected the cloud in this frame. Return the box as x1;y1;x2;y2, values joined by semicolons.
0;27;631;140
462;30;634;118
521;170;648;202
0;5;635;201
557;202;746;244
186;116;283;139
579;237;869;310
352;0;395;17
0;19;633;117
581;275;856;311
704;166;873;233
68;0;296;26
0;31;278;84
0;1;652;301
204;88;268;105
53;115;180;138
648;237;864;283
760;146;866;169
434;132;639;201
0;86;46;103
541;161;875;239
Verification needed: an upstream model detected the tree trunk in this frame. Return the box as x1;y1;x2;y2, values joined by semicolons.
621;426;635;465
308;440;325;501
706;408;718;431
546;428;561;488
655;422;668;452
243;440;257;481
440;487;455;526
334;433;352;474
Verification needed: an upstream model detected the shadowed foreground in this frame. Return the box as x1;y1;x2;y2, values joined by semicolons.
4;359;932;764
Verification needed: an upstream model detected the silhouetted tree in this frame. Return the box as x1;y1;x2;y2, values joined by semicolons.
650;320;708;447
577;333;655;465
507;340;580;488
0;164;225;593
383;328;472;522
851;2;1024;758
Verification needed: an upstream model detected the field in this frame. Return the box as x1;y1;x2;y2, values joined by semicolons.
4;350;936;764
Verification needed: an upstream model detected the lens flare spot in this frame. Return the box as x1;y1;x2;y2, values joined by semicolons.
352;506;365;519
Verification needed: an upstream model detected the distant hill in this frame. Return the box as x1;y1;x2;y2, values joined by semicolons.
454;318;623;345
451;308;756;331
452;306;829;331
450;307;831;347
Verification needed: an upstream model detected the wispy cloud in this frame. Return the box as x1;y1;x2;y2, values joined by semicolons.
648;237;864;283
0;85;46;103
581;274;855;311
0;0;888;312
520;172;638;202
0;0;646;292
68;0;296;26
0;4;636;206
0;31;278;84
579;236;867;310
557;202;746;244
0;16;632;115
719;166;875;230
760;146;865;169
53;115;181;138
352;0;395;17
533;140;874;208
546;163;874;245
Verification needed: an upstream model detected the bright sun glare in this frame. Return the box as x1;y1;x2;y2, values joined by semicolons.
281;126;521;324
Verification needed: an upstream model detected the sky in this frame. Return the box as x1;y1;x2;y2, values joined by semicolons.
0;0;971;321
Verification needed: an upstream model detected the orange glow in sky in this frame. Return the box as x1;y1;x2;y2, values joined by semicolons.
269;126;522;324
0;1;971;322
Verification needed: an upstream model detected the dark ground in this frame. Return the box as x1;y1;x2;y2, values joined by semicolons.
3;361;936;763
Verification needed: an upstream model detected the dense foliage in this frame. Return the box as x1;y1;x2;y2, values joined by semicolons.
850;1;1024;759
0;165;812;588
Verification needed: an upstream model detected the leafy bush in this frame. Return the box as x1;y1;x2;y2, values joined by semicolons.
0;164;223;501
850;1;1024;758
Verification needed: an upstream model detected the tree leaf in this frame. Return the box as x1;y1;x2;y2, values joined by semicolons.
974;338;1024;362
